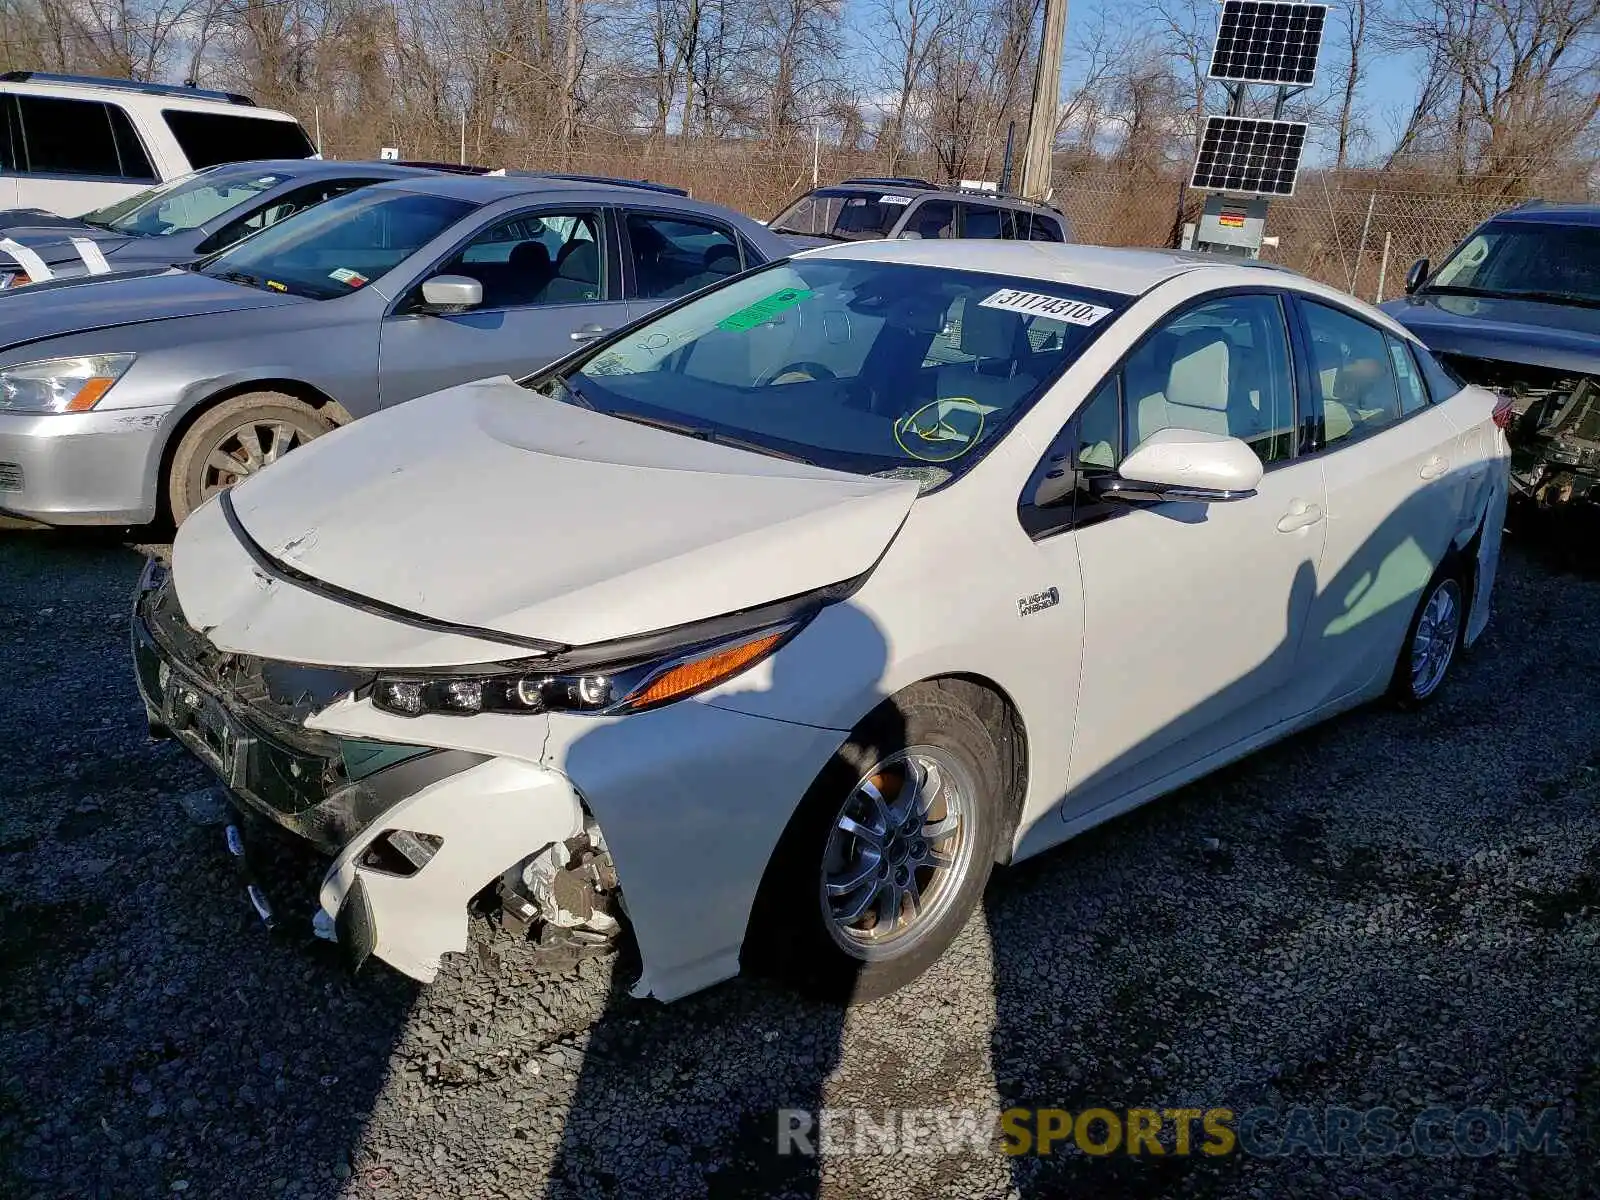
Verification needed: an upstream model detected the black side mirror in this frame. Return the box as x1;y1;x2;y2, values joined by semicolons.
1404;257;1429;295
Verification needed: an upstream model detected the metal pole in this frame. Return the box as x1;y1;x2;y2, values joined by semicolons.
1375;230;1392;302
999;121;1016;193
314;106;322;156
460;108;467;165
1019;0;1068;200
1349;191;1375;292
812;119;820;188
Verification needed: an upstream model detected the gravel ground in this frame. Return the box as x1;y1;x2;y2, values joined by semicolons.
2;517;1599;1199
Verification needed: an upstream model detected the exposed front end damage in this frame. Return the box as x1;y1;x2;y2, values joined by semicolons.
131;558;629;984
1440;353;1600;508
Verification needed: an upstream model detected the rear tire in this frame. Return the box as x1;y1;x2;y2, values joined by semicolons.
1389;561;1465;707
744;682;1006;1003
167;392;332;525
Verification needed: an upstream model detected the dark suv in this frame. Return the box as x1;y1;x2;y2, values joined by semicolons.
1382;202;1599;508
767;177;1071;249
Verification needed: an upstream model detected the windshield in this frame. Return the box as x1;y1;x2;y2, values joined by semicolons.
199;188;478;300
769;189;917;239
542;258;1129;487
1428;220;1600;307
79;168;288;237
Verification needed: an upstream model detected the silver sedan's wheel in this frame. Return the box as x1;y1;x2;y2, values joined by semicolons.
1410;577;1462;700
820;746;978;961
198;418;310;500
167;392;332;525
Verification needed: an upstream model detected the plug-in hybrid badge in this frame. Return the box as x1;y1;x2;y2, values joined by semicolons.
1018;587;1060;617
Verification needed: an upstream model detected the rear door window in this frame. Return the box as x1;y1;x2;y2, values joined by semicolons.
1300;300;1405;448
626;212;742;299
161;110;315;169
13;95;156;180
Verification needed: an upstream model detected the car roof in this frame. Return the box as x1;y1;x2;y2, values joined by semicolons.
809;181;1061;214
1488;201;1600;227
359;172;759;221
199;159;441;182
792;239;1295;297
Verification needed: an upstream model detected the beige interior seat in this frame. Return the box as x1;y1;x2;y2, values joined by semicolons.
1137;329;1233;445
935;303;1037;417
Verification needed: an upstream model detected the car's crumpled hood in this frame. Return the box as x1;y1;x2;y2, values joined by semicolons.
221;377;921;648
0;268;301;350
1384;293;1600;375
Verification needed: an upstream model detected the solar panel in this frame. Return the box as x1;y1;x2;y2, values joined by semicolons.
1190;116;1308;196
1207;1;1327;87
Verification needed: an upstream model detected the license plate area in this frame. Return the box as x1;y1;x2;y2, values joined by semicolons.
165;675;242;779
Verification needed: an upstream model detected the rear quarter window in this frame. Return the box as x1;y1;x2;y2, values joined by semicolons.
1412;342;1466;403
162;109;315;170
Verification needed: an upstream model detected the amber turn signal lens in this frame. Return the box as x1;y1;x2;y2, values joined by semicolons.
626;629;789;709
64;376;119;412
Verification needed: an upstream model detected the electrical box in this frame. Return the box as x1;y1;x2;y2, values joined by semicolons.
1194;193;1270;257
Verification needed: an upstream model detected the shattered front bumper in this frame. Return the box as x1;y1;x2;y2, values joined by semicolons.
130;559;584;982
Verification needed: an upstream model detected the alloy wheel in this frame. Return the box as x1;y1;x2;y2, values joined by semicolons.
819;746;978;961
199;419;309;503
1410;577;1462;699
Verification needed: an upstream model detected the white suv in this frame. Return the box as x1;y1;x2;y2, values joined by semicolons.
0;71;315;217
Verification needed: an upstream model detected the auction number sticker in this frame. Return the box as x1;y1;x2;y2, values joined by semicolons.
329;267;369;287
979;288;1111;325
879;194;913;205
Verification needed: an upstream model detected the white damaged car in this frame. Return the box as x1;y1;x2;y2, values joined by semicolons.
131;241;1511;1003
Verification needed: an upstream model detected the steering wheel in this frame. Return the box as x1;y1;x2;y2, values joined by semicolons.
758;361;838;387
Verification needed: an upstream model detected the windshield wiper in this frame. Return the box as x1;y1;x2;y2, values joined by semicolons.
775;226;846;241
211;269;265;290
607;411;815;464
1422;284;1600;309
542;374;595;409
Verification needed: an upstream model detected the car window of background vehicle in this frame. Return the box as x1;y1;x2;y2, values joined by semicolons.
98;171;288;236
160;108;315;168
560;258;1127;483
440;209;602;308
768;189;909;239
626;213;742;300
193;180;372;254
11;94;156;181
1302;301;1405;447
904;199;955;239
200;188;478;299
1429;222;1600;303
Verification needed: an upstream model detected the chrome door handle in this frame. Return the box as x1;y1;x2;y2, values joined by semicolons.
1277;500;1324;533
570;323;607;342
1419;456;1449;480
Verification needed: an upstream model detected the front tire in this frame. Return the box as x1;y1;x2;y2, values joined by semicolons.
167;392;332;525
745;682;1006;1003
1390;562;1465;707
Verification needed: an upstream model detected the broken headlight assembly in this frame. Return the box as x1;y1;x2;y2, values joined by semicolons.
369;612;816;719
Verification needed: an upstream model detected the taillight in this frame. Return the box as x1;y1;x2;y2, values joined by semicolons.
1491;395;1514;431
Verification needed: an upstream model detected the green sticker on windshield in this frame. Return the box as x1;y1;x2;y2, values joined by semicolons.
716;287;812;332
